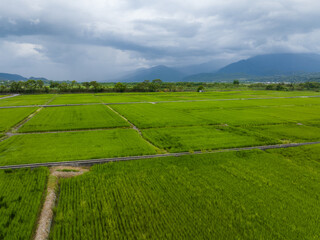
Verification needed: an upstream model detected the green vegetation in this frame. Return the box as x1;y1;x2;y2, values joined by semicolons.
1;78;320;94
142;125;278;152
0;94;55;107
0;107;37;132
0;129;157;166
111;98;320;128
249;123;320;143
19;105;130;132
50;144;320;239
0;167;49;239
49;94;100;105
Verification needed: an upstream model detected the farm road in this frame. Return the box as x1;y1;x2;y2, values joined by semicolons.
1;141;319;169
0;95;319;109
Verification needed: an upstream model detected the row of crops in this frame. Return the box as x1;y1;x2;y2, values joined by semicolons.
0;168;49;240
50;144;320;239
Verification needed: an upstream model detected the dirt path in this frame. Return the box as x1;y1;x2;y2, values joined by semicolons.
1;141;319;170
34;166;89;240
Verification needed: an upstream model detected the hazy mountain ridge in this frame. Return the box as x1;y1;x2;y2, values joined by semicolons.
0;73;48;82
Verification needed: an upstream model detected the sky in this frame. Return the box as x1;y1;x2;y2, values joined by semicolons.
0;0;320;81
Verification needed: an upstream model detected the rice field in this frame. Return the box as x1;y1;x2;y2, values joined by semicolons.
0;167;49;240
0;129;157;166
0;91;319;166
19;105;130;132
142;125;278;152
0;94;55;107
0;107;37;132
0;91;320;239
49;94;101;105
49;144;320;240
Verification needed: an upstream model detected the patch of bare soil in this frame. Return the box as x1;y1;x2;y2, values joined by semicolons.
34;166;89;240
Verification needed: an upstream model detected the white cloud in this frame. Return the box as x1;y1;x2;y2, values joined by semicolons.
0;0;319;80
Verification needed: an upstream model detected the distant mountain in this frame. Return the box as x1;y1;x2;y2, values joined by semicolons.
176;60;227;75
182;73;252;82
119;65;186;82
217;53;320;76
0;73;49;82
0;73;27;81
29;76;48;81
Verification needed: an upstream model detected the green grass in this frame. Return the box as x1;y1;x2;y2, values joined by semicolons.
0;107;37;132
249;123;320;143
142;125;279;152
19;105;130;132
0;95;8;98
0;94;55;107
111;99;320;128
0;129;157;166
50;144;320;239
111;103;211;128
49;94;101;105
96;91;320;103
0;167;49;240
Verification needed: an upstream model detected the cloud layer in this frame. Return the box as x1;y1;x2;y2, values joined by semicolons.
0;0;319;81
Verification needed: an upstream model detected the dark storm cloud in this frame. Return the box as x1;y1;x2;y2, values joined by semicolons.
0;0;319;81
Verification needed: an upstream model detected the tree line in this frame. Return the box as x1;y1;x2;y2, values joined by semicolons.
0;79;319;94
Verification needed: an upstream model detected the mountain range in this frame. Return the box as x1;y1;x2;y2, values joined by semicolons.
2;53;320;82
0;73;48;82
118;53;320;82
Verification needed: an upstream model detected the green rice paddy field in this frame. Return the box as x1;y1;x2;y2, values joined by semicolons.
0;91;320;239
50;145;320;240
0;167;49;239
0;91;319;165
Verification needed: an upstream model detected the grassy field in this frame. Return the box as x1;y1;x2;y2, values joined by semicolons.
0;129;157;166
19;105;130;132
248;123;320;143
95;91;320;103
0;107;37;132
50;144;320;240
142;125;278;152
0;167;49;240
0;94;55;107
110;99;320;128
49;94;101;105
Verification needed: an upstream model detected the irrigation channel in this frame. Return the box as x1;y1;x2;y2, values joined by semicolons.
0;95;319;109
0;141;319;169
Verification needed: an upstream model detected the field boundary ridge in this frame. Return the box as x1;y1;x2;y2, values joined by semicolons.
1;141;319;169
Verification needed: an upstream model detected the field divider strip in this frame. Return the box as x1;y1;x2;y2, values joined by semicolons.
34;167;89;240
0;95;319;109
106;105;165;153
10;107;44;133
1;141;319;169
10;127;132;135
0;94;20;100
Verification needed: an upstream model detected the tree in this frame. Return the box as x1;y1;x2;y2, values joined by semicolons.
71;80;77;88
49;81;59;89
114;82;126;92
36;80;44;89
82;82;91;90
233;80;240;85
90;81;101;92
197;85;204;92
25;79;37;93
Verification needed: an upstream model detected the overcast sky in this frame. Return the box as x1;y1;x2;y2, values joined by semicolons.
0;0;319;81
